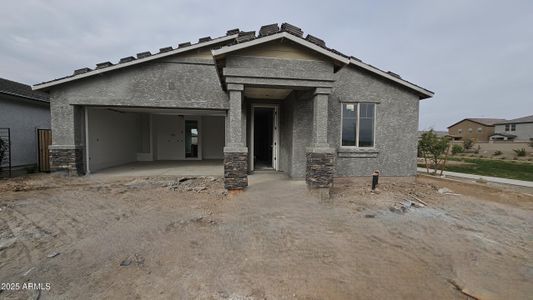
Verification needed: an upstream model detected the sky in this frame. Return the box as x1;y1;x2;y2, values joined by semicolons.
1;0;532;130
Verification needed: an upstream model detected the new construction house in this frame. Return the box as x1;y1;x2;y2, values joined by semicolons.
33;23;433;190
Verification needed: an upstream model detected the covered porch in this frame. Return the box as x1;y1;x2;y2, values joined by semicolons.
92;160;223;177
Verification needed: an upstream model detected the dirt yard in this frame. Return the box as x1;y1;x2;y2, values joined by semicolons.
0;172;532;299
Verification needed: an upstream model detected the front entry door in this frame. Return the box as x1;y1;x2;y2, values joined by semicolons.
251;104;279;171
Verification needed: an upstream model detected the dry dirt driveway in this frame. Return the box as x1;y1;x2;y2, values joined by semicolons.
0;173;532;299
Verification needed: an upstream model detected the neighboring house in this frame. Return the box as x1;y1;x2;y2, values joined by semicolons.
492;115;533;142
0;78;50;170
447;118;505;142
33;23;433;190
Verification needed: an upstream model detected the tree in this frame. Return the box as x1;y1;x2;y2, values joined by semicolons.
418;130;451;175
463;138;474;150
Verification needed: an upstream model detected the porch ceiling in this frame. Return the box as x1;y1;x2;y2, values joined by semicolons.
244;87;292;99
93;106;226;116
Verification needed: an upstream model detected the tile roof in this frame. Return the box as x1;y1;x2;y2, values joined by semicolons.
0;78;49;102
32;22;434;98
495;114;533;124
448;118;507;128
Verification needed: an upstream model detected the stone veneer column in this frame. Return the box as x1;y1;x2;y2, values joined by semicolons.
224;84;248;190
306;88;336;190
49;146;85;175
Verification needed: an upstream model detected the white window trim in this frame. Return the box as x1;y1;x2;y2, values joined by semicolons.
339;102;377;149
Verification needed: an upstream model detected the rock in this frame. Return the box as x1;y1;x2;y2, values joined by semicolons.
0;238;17;251
364;214;376;218
120;257;132;266
47;251;60;258
438;188;453;194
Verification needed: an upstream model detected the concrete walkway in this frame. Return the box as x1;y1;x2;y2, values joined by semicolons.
417;167;533;188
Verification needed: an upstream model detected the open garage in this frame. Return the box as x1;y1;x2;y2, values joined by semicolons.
85;107;225;174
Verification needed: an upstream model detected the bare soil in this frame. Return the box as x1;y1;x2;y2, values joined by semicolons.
0;173;531;299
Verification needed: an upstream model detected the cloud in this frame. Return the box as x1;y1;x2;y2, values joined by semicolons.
1;0;531;130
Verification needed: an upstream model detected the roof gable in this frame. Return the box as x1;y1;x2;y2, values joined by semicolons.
448;118;507;128
0;78;49;102
495;114;533;124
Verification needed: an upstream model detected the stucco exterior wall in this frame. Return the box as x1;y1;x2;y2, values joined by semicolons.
0;96;50;167
328;66;420;177
494;123;533;141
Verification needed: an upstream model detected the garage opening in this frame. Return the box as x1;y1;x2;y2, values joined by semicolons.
85;107;225;175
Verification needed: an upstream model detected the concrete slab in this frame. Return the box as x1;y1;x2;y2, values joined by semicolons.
417;167;533;188
92;160;223;177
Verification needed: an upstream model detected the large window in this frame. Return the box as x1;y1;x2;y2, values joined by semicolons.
341;103;375;147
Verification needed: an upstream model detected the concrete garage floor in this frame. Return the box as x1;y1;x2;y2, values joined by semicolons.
92;160;223;177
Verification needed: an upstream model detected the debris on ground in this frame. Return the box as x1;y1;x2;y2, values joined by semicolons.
47;251;60;258
120;254;145;267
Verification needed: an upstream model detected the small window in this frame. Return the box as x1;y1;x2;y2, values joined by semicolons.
505;124;510;131
341;103;375;147
468;128;473;133
458;129;462;134
511;124;516;131
477;127;482;133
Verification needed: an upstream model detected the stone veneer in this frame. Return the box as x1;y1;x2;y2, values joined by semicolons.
49;148;84;175
306;152;335;188
224;152;248;189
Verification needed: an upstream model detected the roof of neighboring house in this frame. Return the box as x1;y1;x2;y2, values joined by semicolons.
447;118;507;128
0;78;49;103
490;133;517;138
494;114;533;125
32;22;434;99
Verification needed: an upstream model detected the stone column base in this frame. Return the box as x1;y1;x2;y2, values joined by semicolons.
224;151;248;190
49;147;84;175
306;151;336;188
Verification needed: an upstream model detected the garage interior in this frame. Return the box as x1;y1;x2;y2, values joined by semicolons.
85;107;225;175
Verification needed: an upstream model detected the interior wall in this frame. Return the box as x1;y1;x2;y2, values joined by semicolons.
88;108;139;171
202;116;225;159
153;114;184;160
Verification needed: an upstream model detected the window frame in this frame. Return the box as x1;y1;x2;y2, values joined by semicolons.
340;102;377;148
511;123;516;131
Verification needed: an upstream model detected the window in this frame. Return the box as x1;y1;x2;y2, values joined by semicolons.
511;124;516;131
458;129;462;134
505;124;510;131
477;127;482;133
341;103;375;147
468;128;473;133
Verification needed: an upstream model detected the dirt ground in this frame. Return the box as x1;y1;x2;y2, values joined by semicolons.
0;172;532;299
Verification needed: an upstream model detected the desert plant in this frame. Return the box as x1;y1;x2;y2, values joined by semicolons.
513;148;527;157
451;144;464;155
493;150;503;156
463;138;474;150
418;129;451;175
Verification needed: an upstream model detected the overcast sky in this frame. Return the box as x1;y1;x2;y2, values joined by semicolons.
1;0;532;130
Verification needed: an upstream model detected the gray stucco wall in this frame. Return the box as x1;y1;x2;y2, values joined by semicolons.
494;123;533;141
0;96;50;167
49;56;228;147
328;66;420;177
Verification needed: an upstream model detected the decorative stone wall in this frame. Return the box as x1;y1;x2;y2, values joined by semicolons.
49;148;84;175
224;152;248;189
306;152;335;188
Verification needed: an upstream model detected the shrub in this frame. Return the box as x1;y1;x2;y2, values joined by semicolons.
513;148;527;157
493;150;503;156
500;157;506;160
464;138;474;150
451;144;464;155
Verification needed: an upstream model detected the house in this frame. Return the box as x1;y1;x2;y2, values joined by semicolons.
0;78;50;173
447;118;505;142
492;115;533;142
32;23;433;190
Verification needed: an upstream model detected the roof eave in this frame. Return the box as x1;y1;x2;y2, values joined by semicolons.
0;90;50;103
33;34;239;91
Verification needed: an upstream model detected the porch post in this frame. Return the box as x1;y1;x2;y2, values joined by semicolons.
306;87;336;193
224;84;248;190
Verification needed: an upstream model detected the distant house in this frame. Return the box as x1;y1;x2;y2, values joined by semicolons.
0;78;50;172
447;118;506;142
492;115;533;142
